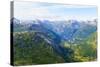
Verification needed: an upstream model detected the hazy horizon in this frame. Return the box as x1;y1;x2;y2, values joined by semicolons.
14;1;97;21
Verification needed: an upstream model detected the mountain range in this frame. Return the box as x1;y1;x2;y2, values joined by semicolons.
11;18;97;61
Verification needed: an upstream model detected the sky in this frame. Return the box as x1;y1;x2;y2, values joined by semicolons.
14;1;98;21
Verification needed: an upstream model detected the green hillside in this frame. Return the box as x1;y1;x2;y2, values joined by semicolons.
13;32;65;65
71;32;97;62
13;31;97;65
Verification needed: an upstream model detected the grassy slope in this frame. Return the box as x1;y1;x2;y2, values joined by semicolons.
72;32;97;62
13;31;97;65
13;32;64;66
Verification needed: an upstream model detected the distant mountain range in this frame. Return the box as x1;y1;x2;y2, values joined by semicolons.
11;18;97;42
11;18;97;41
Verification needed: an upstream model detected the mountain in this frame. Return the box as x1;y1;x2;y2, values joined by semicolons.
11;18;33;32
72;32;97;61
12;18;97;65
13;32;65;65
12;18;97;48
